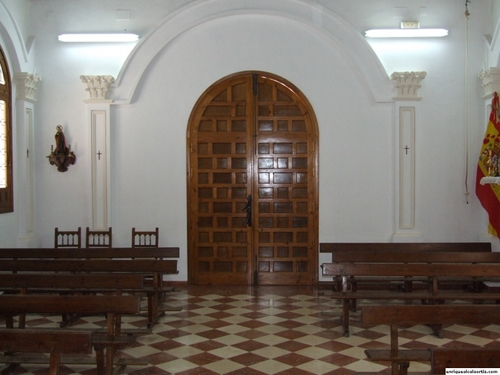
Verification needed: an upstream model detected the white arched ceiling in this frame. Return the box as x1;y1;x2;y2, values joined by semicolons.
110;0;394;104
0;1;33;73
488;17;500;68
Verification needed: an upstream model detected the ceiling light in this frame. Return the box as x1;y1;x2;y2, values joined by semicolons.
58;33;139;43
365;22;448;38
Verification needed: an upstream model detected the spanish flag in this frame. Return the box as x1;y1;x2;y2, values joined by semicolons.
476;92;500;237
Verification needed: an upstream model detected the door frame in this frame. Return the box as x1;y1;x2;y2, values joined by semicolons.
186;71;319;285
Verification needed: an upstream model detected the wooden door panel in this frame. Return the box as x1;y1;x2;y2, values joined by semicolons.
253;76;316;285
189;75;253;285
188;73;318;285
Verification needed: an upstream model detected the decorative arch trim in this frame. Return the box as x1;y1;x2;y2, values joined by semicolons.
0;1;33;73
110;0;393;104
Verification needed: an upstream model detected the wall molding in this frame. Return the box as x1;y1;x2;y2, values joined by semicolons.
391;71;424;242
109;0;393;104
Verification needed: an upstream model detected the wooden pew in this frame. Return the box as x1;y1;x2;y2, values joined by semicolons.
320;242;491;292
0;273;144;330
0;294;142;375
321;242;493;300
331;250;500;263
330;251;500;295
320;242;491;254
0;247;181;306
0;273;144;292
0;247;181;294
0;247;180;259
0;329;92;375
321;262;500;337
430;348;500;374
360;304;500;375
0;258;178;328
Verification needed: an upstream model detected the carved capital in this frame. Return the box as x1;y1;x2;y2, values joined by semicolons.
80;75;115;101
391;71;426;101
14;72;42;102
478;68;500;98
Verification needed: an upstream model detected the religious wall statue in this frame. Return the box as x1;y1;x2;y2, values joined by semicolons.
54;125;68;155
47;125;76;172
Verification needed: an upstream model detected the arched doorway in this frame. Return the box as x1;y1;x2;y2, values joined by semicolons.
187;72;318;285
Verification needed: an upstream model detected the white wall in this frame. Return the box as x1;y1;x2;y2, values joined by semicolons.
0;0;33;248
368;1;491;242
0;0;497;279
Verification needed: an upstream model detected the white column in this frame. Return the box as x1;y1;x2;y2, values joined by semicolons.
14;72;41;247
391;71;426;242
81;75;114;230
478;67;500;99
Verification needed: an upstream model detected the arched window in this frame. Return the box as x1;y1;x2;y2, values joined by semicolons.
0;46;13;213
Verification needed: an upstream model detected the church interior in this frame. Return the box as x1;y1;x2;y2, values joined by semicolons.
2;0;500;374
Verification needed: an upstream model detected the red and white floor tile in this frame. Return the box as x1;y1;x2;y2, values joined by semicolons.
3;286;500;375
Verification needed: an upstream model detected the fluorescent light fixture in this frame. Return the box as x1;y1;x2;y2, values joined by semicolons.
365;28;448;38
58;33;139;43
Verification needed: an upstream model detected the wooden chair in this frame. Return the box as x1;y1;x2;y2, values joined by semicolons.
132;227;159;248
54;227;82;248
131;227;179;307
86;227;112;248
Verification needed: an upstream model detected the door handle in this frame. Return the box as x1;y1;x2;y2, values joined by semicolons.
242;195;252;227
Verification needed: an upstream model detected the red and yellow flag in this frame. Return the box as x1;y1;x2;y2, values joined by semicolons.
476;92;500;237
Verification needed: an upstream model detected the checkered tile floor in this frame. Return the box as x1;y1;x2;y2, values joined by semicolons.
4;286;500;374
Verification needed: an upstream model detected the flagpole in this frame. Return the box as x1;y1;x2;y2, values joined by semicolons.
464;0;471;204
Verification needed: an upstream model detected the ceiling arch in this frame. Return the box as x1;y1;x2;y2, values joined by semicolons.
0;1;33;73
109;0;394;104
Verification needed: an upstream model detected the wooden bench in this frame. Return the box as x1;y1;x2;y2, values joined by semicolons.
330;251;500;296
0;246;180;293
0;272;144;330
320;242;491;290
430;348;500;374
360;304;500;375
321;261;500;337
0;273;144;294
0;257;178;327
0;247;180;259
0;294;143;375
0;329;91;375
320;242;492;255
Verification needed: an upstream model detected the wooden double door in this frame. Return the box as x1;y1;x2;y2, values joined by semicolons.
187;72;318;285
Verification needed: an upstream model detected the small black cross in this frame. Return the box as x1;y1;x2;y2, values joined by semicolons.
97;151;102;160
404;145;410;155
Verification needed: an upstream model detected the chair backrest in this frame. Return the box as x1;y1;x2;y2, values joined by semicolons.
54;227;82;248
85;227;112;248
132;227;159;248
